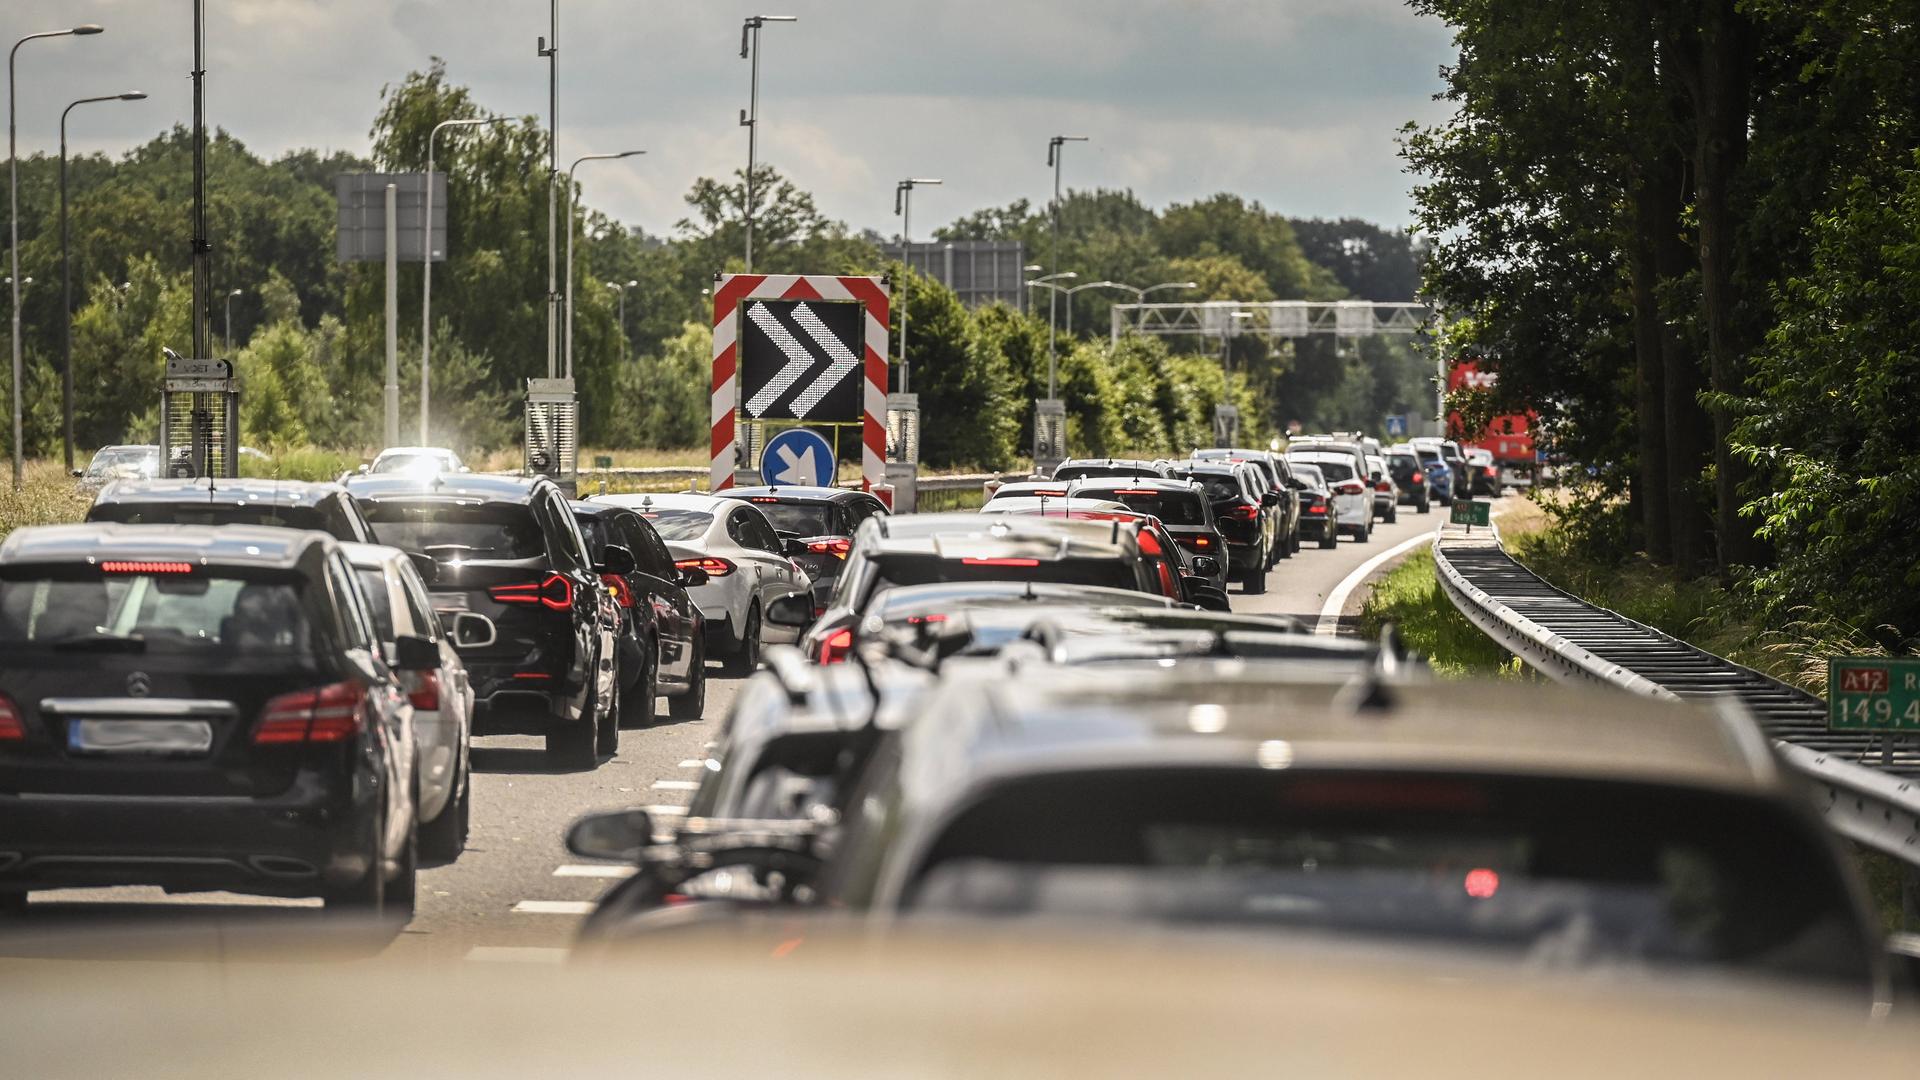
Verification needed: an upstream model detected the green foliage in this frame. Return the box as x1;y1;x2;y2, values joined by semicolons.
1358;550;1528;679
889;265;1021;469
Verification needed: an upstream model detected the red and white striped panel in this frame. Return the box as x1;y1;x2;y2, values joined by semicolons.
710;274;889;492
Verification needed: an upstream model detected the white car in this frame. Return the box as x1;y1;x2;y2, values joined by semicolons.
342;542;489;862
589;492;810;674
1286;451;1373;542
366;446;469;478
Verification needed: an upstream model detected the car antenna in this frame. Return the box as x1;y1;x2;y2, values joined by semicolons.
1336;622;1405;714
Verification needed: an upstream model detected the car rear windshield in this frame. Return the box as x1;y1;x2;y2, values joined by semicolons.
86;448;156;476
371;453;449;474
747;501;833;537
1387;454;1420;479
1416;448;1445;466
88;502;334;534
872;554;1140;597
0;569;318;658
1292;458;1354;483
1168;472;1242;503
907;770;1872;988
1055;465;1158;482
634;508;712;542
365;502;544;560
1075;488;1208;526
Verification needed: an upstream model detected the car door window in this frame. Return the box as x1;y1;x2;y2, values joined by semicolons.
539;493;591;572
328;553;376;654
726;507;756;548
618;516;669;579
743;510;783;553
399;569;441;639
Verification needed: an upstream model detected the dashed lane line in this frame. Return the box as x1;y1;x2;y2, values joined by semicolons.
553;864;636;879
511;900;597;915
651;779;699;791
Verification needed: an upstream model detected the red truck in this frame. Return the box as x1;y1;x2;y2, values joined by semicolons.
1446;360;1535;489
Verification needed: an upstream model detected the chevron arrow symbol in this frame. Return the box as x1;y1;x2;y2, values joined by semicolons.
786;304;862;418
743;301;817;417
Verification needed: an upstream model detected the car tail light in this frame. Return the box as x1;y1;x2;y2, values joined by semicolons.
1111;489;1159;496
675;557;735;577
906;614;948;625
408;670;442;712
749;497;780;503
818;627;853;664
807;538;852;559
253;681;366;745
100;561;194;574
1304;496;1327;513
1229;503;1259;521
1376;480;1393;492
600;573;634;608
960;557;1040;567
1411;471;1423;483
1176;534;1214;551
1029;489;1067;497
490;573;573;611
0;692;23;741
1335;480;1365;496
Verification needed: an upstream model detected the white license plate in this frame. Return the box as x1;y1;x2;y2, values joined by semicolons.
68;718;214;755
431;591;470;612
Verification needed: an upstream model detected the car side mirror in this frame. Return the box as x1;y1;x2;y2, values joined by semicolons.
1183;580;1232;612
566;809;655;863
451;612;497;650
677;565;709;588
393;634;439;672
1189;555;1222;578
357;463;370;474
597;544;636;576
1261;491;1281;506
764;592;815;630
406;551;439;586
69;469;84;478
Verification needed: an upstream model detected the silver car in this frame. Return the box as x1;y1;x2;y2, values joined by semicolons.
590;492;810;674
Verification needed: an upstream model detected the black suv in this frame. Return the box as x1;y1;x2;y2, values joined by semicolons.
0;524;431;916
346;474;618;768
1161;460;1279;594
571;501;709;726
87;477;376;542
715;485;887;615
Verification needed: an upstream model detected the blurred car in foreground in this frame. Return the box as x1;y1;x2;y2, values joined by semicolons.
87;477;377;543
715;486;886;616
0;524;429;915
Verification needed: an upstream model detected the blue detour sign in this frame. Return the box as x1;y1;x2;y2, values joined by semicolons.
760;427;837;488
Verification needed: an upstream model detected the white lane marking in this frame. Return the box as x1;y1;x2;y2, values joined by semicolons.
466;946;568;964
554;864;636;879
651;779;699;791
512;899;597;915
1315;528;1438;637
646;804;689;816
677;759;706;769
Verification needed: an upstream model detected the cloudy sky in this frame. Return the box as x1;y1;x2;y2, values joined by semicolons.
8;1;1456;237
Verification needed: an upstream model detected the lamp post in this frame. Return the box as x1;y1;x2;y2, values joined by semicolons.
422;116;509;444
1021;263;1041;315
607;279;636;358
537;0;559;379
562;151;644;379
1026;271;1075;360
11;23;103;488
1043;134;1088;400
1222;310;1253;375
1027;278;1119;340
223;288;243;354
739;15;797;273
59;90;145;473
892;177;942;395
1108;280;1198;303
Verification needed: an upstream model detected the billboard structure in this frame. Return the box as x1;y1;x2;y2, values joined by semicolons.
878;240;1026;310
711;274;890;492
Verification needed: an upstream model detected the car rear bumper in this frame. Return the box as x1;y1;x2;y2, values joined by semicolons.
0;769;381;896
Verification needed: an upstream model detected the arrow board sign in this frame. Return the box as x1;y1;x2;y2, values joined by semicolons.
738;299;865;422
760;427;837;488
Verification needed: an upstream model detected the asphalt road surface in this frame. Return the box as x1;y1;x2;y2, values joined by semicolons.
0;505;1444;966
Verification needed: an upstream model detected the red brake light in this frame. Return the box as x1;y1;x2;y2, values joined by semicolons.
490;573;573;611
1411;471;1423;483
0;692;23;741
408;669;442;712
1336;480;1365;495
675;557;735;577
906;614;947;625
1464;868;1500;899
807;538;852;559
1029;489;1067;497
1176;534;1214;550
818;627;853;664
601;573;634;608
960;557;1041;567
1231;503;1259;521
99;561;194;574
254;681;366;745
1111;489;1159;496
749;497;780;503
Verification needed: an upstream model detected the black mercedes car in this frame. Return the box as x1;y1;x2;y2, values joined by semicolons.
715;486;887;615
571;501;710;726
346;473;619;768
0;524;429;916
86;477;377;543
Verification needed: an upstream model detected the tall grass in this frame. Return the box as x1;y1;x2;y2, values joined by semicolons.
0;463;94;541
1358;550;1531;680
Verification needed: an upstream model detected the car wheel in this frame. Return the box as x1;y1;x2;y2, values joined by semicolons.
619;643;656;729
669;639;706;719
1244;557;1267;595
1277;530;1293;560
322;812;388;914
419;755;469;863
1319;530;1338;550
386;815;418;920
1291;528;1302;554
724;605;761;677
1386;506;1398;524
596;672;621;757
548;716;597;769
1418;497;1431;514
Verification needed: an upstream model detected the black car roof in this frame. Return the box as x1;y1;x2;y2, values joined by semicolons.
0;522;326;570
344;472;547;504
719;485;863;503
93;477;349;507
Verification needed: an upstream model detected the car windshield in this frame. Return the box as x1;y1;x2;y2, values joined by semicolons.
1073;488;1208;526
88;503;332;533
906;770;1873;987
747;502;834;537
364;502;544;559
0;570;317;657
352;568;395;640
86;448;156;476
636;508;712;542
1292;458;1355;483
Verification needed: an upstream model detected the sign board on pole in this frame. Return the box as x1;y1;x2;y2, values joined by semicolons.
335;173;446;263
736;299;866;422
760;427;837;488
1385;414;1408;438
1450;499;1492;528
1828;658;1920;732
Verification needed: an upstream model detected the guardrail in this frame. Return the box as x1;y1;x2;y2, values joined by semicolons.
1432;522;1920;871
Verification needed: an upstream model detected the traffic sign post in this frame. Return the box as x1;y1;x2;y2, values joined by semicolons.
1828;658;1920;733
1385;414;1408;438
1450;498;1491;532
760;427;837;488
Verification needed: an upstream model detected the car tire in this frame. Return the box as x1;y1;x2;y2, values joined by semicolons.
1244;558;1267;595
322;812;389;914
595;672;621;757
1418;497;1431;514
1319;530;1338;550
724;605;761;677
386;817;418;920
619;643;656;729
1386;506;1398;524
1277;530;1293;560
669;639;706;719
419;756;469;863
1292;528;1303;554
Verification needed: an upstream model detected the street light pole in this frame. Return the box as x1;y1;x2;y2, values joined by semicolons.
11;23;103;488
539;0;559;378
1043;134;1087;400
739;15;797;273
223;288;243;354
562;151;644;380
422;116;508;444
892;177;942;396
59;90;145;473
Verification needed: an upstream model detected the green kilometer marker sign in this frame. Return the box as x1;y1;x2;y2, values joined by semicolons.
1450;499;1491;528
1828;657;1920;732
592;455;614;469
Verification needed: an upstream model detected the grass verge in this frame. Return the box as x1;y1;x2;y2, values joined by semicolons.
1357;549;1529;680
0;464;93;542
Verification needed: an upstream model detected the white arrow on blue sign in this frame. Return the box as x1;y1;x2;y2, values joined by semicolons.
760;427;837;488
